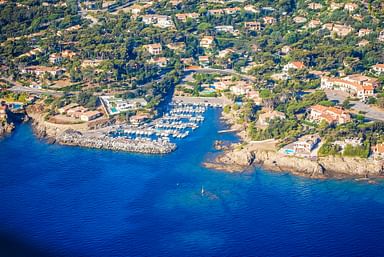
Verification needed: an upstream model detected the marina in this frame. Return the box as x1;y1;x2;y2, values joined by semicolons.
108;102;211;144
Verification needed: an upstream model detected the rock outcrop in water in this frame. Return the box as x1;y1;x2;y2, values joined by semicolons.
57;130;177;154
0;111;15;137
204;146;384;179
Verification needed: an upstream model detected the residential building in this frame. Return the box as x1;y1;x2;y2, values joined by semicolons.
283;61;306;72
379;30;384;41
244;5;259;13
49;50;76;64
308;2;323;10
144;43;162;55
198;56;210;67
166;42;185;52
21;66;64;76
358;28;372;37
149;57;168;67
323;23;353;37
208;9;224;15
215;25;234;33
49;53;62;64
309;105;351;124
293;16;307;24
372;64;384;74
307;19;321;28
294;134;320;154
58;103;79;114
81;60;103;68
223;7;240;14
247;90;262;105
344;3;358;12
175;12;199;22
371;143;384;157
320;74;378;99
67;106;88;118
230;82;252;95
200;36;214;48
100;96;147;115
218;48;235;58
281;46;291;54
80;111;102;122
357;39;370;47
141;15;174;28
130;114;150;125
263;16;276;25
258;110;286;125
330;2;343;10
244;21;262;31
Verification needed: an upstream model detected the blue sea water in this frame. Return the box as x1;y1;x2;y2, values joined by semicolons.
1;109;384;257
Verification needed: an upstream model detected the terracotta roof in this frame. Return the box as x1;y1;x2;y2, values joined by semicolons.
291;61;305;69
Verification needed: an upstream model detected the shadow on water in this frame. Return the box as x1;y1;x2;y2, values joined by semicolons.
0;232;61;257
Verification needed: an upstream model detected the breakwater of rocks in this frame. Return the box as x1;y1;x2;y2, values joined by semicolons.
57;130;177;154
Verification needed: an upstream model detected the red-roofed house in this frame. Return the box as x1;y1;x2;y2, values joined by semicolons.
309;105;351;124
283;61;306;72
372;64;384;74
371;143;384;157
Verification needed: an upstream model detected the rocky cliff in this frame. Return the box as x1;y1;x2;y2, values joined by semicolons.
204;146;384;179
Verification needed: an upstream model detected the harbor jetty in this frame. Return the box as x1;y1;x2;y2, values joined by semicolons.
57;130;176;154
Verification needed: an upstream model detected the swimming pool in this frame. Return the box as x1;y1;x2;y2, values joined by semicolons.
284;149;295;154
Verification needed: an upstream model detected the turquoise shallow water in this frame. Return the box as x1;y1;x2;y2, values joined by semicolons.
1;109;384;256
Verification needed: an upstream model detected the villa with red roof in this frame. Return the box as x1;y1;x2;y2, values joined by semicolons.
283;61;306;72
372;64;384;74
309;105;351;124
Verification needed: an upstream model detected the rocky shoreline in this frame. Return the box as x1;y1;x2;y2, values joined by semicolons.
203;144;384;179
204;110;384;179
0;120;14;137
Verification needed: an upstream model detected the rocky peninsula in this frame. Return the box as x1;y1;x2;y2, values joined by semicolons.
204;110;384;179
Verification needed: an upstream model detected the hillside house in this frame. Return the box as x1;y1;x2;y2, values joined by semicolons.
309;105;351;124
344;3;358;12
258;110;286;125
372;64;384;74
144;43;162;55
263;16;276;25
175;12;199;22
358;28;372;37
21;66;64;77
308;2;323;10
244;21;262;31
323;23;353;37
283;61;306;72
200;36;214;48
371;143;384;158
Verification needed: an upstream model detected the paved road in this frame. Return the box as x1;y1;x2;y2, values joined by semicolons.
185;68;257;83
9;85;64;97
325;90;384;122
1;77;64;97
